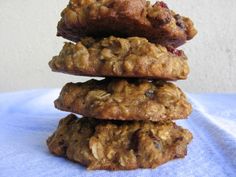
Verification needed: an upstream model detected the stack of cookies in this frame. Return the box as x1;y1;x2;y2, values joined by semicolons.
47;0;197;170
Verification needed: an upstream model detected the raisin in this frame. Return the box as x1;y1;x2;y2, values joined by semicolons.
145;90;155;99
149;131;163;150
174;14;186;30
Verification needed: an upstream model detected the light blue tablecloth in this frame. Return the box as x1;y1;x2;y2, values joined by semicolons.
0;89;235;177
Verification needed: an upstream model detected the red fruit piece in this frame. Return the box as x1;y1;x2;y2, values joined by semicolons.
157;1;169;9
167;47;183;56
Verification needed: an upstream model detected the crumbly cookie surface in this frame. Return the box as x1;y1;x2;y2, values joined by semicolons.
49;36;189;80
47;114;193;170
55;79;192;121
57;0;197;47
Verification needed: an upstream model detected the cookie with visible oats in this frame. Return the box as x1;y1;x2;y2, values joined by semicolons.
47;114;193;170
57;0;197;47
49;36;189;80
54;78;192;122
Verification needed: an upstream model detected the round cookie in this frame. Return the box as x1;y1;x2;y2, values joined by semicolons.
47;114;193;170
57;0;197;47
54;78;192;122
49;36;190;80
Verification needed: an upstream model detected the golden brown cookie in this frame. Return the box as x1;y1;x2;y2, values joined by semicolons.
57;0;197;47
47;114;193;170
54;79;192;122
49;36;189;80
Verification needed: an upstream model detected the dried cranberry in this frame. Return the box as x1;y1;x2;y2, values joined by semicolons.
167;46;183;56
157;1;168;9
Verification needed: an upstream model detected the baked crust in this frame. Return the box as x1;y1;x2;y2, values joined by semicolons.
49;36;189;80
47;114;193;170
57;0;197;48
54;79;192;121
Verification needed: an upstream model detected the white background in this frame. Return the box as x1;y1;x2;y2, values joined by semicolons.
0;0;236;93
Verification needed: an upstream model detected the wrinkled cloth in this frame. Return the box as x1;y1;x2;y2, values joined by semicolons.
0;89;235;177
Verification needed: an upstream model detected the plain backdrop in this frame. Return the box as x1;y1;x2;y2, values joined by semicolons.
0;0;236;93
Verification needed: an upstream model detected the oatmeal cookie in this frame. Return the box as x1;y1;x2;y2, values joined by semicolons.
54;79;192;121
57;0;197;47
47;114;193;170
49;36;189;80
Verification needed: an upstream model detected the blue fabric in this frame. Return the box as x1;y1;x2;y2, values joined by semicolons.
0;89;235;177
